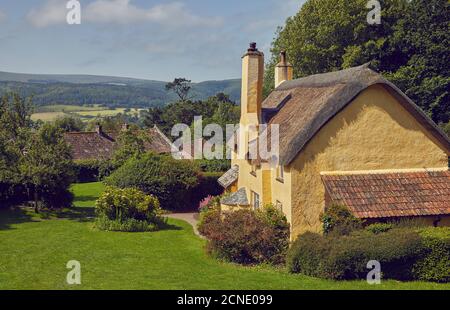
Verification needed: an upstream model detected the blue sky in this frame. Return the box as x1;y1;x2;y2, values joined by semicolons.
0;0;304;82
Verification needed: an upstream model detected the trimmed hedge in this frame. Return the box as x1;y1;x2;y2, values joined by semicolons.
413;228;450;282
105;153;200;210
287;227;450;282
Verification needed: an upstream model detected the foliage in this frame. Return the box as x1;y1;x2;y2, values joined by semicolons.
198;195;214;213
0;78;241;108
413;227;450;282
142;93;239;137
111;129;150;167
198;206;290;265
0;93;74;211
73;159;115;183
105;153;200;210
320;204;362;236
19;123;75;210
288;229;424;281
366;223;393;234
165;78;192;102
266;0;449;124
54;116;85;132
95;186;163;232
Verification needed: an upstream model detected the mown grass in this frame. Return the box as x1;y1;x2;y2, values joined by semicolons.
0;182;449;290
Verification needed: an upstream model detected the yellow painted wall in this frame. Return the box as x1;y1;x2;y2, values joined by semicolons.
289;84;449;238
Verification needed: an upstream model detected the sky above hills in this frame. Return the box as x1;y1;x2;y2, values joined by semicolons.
0;0;303;82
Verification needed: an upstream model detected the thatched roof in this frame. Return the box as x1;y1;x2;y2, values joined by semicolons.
322;170;450;219
64;126;172;161
260;63;450;165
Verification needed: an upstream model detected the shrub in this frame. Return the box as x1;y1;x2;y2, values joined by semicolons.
286;232;330;277
320;204;362;236
413;227;450;282
105;153;200;210
288;229;425;281
366;223;393;234
198;206;290;265
95;186;163;232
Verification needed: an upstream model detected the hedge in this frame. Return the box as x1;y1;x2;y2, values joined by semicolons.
287;227;450;282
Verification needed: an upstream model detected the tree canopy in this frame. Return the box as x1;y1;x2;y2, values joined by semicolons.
265;0;449;126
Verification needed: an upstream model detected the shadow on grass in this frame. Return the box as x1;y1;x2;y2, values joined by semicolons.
73;195;98;203
0;207;38;230
53;206;96;222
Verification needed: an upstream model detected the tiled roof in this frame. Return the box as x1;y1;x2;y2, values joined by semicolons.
218;165;239;188
321;170;450;219
64;126;172;161
221;188;249;206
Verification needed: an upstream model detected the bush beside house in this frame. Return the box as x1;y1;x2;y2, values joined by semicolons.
198;205;290;265
287;205;450;282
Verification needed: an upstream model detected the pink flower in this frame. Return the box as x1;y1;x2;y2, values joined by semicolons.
199;195;213;211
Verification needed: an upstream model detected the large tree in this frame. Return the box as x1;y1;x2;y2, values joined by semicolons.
265;0;449;124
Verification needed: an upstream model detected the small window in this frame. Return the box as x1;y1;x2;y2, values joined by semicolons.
276;165;284;182
251;191;260;210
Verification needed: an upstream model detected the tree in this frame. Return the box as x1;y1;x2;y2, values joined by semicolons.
165;78;192;102
112;130;150;167
265;0;449;124
54;116;85;132
19;123;74;212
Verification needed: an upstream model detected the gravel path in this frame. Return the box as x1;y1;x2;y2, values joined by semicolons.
165;212;204;238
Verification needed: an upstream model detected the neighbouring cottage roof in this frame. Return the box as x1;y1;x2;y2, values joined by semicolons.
64;126;172;161
321;170;450;219
218;165;239;188
221;187;249;206
260;63;450;165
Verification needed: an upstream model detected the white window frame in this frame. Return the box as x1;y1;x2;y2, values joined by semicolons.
251;191;260;210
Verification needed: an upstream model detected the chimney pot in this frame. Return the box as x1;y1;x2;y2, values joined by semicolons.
248;42;257;52
280;50;287;64
95;123;103;135
275;50;293;88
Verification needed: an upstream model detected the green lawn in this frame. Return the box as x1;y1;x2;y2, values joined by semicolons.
0;182;449;290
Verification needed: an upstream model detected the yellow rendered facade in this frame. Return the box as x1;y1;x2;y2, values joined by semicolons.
228;84;449;238
289;84;448;238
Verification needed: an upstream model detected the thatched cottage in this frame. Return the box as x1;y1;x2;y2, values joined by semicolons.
219;43;450;238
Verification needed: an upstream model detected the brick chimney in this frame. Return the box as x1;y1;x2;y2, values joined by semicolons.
240;42;264;126
275;50;293;88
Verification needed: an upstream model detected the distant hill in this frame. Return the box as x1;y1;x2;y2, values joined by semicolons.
0;71;241;108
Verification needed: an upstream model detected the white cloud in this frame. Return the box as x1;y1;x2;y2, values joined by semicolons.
26;0;67;28
26;0;223;28
85;0;223;27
